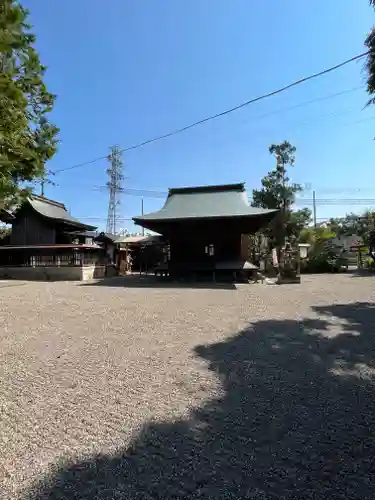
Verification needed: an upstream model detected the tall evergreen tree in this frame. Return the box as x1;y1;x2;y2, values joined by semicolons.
252;141;311;248
365;1;375;105
0;0;58;207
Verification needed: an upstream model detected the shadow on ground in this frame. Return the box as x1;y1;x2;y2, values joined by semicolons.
25;302;375;499
81;275;237;290
349;269;375;278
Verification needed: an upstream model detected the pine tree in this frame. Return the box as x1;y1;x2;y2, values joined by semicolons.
365;1;375;105
252;141;311;248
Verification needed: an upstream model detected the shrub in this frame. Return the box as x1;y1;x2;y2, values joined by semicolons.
300;240;348;274
364;257;375;271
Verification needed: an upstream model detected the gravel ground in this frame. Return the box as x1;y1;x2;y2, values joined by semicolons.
1;274;375;499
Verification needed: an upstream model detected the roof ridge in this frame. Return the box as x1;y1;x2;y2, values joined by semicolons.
30;194;67;211
168;183;245;196
27;196;97;231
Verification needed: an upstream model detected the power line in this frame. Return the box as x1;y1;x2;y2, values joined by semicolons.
295;199;375;206
77;210;375;221
53;154;109;175
91;186;167;198
77;217;133;221
76;198;375;221
71;179;375;195
55;107;375;190
91;186;375;205
119;54;368;152
302;186;375;194
53;103;368;180
77;182;375;208
52;51;369;175
233;86;363;127
79;184;375;196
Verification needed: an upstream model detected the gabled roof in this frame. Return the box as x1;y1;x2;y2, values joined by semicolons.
133;183;277;224
94;232;117;243
69;230;99;238
114;234;163;245
27;195;96;231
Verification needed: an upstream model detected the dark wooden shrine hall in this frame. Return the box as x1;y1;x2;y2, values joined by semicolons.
0;195;97;246
133;183;278;280
0;196;107;280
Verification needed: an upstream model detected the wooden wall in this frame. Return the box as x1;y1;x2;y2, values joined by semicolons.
10;206;56;245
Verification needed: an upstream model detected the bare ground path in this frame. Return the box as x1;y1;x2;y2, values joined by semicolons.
1;274;375;498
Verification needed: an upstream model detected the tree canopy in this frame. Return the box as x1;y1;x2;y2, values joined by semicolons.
251;141;311;247
0;0;58;208
327;211;375;248
365;1;375;105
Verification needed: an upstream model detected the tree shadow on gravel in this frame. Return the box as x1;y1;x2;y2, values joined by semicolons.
25;303;375;499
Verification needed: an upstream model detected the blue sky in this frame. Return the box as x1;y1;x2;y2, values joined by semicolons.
24;0;374;232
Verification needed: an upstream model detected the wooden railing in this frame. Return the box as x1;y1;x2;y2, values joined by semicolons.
0;248;105;267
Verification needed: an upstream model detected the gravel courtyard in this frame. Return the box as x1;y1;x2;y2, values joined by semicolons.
1;274;375;499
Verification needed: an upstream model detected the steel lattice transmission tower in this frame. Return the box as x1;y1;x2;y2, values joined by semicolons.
106;145;124;235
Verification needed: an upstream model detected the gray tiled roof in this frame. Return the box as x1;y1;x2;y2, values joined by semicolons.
114;234;163;245
133;183;277;222
28;196;96;230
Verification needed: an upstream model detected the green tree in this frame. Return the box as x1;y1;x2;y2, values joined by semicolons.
327;213;361;238
327;211;375;262
365;1;375;105
327;211;375;245
299;226;336;245
288;208;312;242
252;141;311;248
0;1;58;207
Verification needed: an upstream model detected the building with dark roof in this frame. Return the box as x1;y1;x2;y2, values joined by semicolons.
6;195;96;246
0;196;106;281
133;183;278;280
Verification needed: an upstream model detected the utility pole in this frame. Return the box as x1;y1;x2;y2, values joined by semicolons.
141;198;144;236
282;158;286;245
40;170;55;198
313;190;317;228
106;145;124;235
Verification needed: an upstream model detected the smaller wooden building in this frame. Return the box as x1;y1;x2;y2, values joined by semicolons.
0;195;106;281
94;232;117;264
3;195;96;246
114;234;165;274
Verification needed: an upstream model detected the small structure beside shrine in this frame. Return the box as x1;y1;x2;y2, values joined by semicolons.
133;183;278;282
114;234;165;274
0;195;106;281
